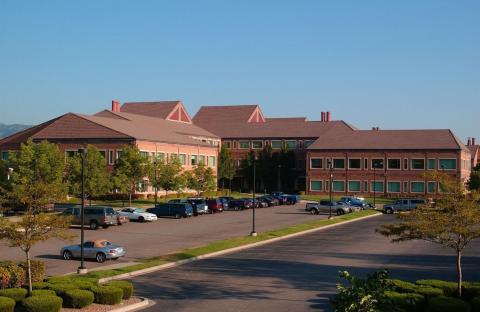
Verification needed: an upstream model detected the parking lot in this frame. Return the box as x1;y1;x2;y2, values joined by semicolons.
0;201;326;275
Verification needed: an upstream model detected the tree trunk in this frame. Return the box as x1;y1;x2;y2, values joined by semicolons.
457;250;463;297
165;190;168;202
25;250;33;295
129;189;132;207
222;179;225;192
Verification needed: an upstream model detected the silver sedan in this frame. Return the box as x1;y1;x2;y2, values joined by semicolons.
60;240;126;263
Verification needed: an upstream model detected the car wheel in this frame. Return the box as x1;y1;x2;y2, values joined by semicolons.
336;209;344;216
138;216;145;222
63;250;72;260
310;209;318;215
89;220;98;230
386;208;394;214
96;253;106;263
174;213;181;219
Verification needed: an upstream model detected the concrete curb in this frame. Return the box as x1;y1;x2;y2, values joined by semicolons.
109;297;151;312
99;211;382;283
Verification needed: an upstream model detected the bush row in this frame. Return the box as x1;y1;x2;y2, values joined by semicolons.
0;261;45;289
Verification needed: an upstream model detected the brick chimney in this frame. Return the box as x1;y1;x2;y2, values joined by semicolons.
467;137;472;146
473;137;476;146
112;100;120;113
321;112;325;122
326;111;331;122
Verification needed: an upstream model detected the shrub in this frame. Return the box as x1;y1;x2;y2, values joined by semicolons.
63;289;94;309
0;268;10;290
464;284;480;300
90;286;123;305
31;282;51;290
21;295;62;312
0;288;27;302
415;286;443;298
31;290;56;297
428;296;471;312
383;291;425;312
0;296;15;312
47;283;77;298
387;279;418;293
45;276;71;284
416;280;457;296
106;281;134;299
472;296;480;312
19;260;45;283
0;262;24;289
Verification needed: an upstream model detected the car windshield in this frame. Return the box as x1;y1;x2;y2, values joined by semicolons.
134;208;146;213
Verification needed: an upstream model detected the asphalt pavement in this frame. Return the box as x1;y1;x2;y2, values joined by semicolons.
131;214;480;312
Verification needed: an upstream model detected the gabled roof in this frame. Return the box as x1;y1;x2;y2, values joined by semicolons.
307;129;468;150
120;101;192;123
193;105;264;125
467;145;480;158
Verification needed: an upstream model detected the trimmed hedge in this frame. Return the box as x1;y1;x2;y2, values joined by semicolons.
90;286;123;305
387;279;418;293
464;284;480;300
19;260;45;283
31;290;56;297
64;289;94;309
47;283;77;298
428;296;471;312
31;282;51;290
0;296;15;312
384;291;425;312
415;286;443;298
106;281;133;299
416;280;457;296
0;288;27;302
0;262;24;289
472;296;480;312
21;295;63;312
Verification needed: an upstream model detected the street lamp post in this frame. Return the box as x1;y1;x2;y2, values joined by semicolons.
373;163;377;209
6;167;13;181
277;164;281;192
327;159;333;219
154;160;158;207
77;148;87;275
251;154;258;237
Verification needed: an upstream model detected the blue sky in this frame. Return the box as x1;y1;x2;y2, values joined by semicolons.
1;1;479;141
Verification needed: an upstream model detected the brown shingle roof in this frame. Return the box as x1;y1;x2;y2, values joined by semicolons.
121;101;181;119
193;105;259;124
307;129;467;150
467;145;480;157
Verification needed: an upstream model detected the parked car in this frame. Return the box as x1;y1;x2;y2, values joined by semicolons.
383;199;427;214
119;207;158;222
63;206;117;230
339;196;371;209
284;195;300;205
219;196;234;202
305;200;351;215
227;198;253;210
147;203;194;219
271;194;288;205
61;239;125;263
114;211;129;225
252;198;268;208
218;198;230;210
206;198;224;213
169;198;208;215
257;196;275;207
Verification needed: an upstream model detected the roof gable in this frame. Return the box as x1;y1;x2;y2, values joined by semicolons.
247;106;266;123
120;101;192;123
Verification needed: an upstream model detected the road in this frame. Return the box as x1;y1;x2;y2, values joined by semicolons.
131;214;480;312
0;202;324;275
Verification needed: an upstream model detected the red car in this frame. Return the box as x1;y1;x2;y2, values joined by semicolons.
206;199;224;213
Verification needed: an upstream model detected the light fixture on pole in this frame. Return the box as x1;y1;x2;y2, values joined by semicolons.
251;154;258;237
6;167;13;181
77;148;88;275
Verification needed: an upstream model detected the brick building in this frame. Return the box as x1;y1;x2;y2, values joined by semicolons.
466;137;479;169
193;105;355;191
306;129;471;196
0;101;220;195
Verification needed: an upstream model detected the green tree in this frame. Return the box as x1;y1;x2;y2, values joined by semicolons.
377;171;480;297
217;145;235;192
66;145;111;205
151;157;184;200
185;163;216;195
112;145;151;206
467;170;480;191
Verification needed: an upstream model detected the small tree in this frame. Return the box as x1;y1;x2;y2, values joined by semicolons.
217;145;235;192
467;170;480;191
151;157;184;201
185;163;216;195
112;145;150;206
377;171;480;297
66;145;111;205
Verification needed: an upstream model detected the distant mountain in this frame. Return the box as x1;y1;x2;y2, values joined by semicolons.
0;123;31;139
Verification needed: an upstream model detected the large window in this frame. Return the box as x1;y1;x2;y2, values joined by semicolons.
209;156;216;166
348;181;361;192
333;181;345;192
310;158;323;169
387;159;401;170
199;155;206;165
439;159;457;170
387;181;401;193
223;141;231;148
191;155;197;166
252;141;263;149
140;151;149;159
428;181;436;193
348;158;361;169
333;158;345;169
239;141;250;149
428;159;436;170
1;151;9;161
371;181;384;192
178;154;186;165
156;152;165;162
310;180;323;191
411;181;425;193
411;159;425;170
65;150;76;159
108;150;114;165
285;140;297;149
371;159;384;169
271;140;283;149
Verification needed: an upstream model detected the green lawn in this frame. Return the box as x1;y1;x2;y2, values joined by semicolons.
71;209;379;280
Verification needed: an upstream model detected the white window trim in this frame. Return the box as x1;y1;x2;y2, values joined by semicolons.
370;181;385;193
410;158;426;170
347;180;361;192
370;158;385;170
438;158;457;170
332;180;346;192
386;180;402;193
251;140;263;149
348;158;362;170
223;141;232;149
386;158;402;170
198;154;206;165
403;181;409;193
310;180;323;192
427;180;437;193
238;141;250;149
179;153;187;165
208;155;216;167
403;158;409;170
108;150;115;165
310;157;323;169
332;157;346;170
363;158;368;170
410;181;426;193
427;158;436;170
271;140;283;149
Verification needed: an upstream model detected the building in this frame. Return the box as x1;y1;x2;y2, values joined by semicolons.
466;137;479;169
0;100;220;195
306;129;471;196
193;105;356;191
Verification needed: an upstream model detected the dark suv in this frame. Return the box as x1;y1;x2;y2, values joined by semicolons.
63;206;117;230
206;199;224;213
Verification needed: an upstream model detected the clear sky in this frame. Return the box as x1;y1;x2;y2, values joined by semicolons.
1;1;479;141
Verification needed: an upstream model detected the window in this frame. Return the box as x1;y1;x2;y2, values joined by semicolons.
348;181;361;192
387;159;401;170
325;180;330;191
116;150;123;159
156;152;165;162
108;150;114;165
371;159;384;169
439;159;457;170
387;181;401;193
99;150;106;161
333;181;345;192
364;181;368;192
310;180;323;191
403;181;408;193
140;151;149;159
333;158;345;169
239;141;250;149
169;154;178;163
348;158;361;169
178;154;186;165
271;140;283;149
65;150;76;158
199;155;206;165
252;141;263;149
223;141;231;148
190;155;197;165
403;159;408;170
428;181;436;193
371;181;384;192
285;140;297;149
411;159;425;170
428;159;436;170
411;181;425;193
310;158;323;169
1;151;9;161
304;140;315;148
209;156;216;166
